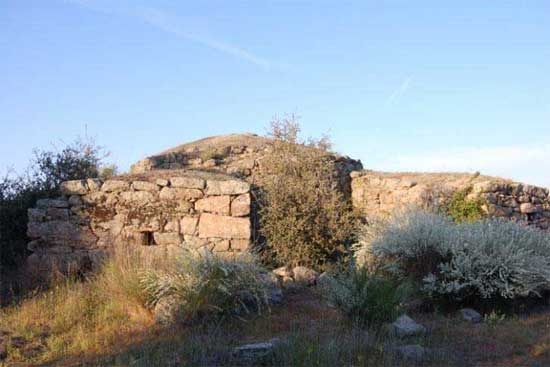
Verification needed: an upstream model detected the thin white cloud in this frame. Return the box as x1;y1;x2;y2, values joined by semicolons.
382;145;550;188
65;1;281;70
385;75;413;106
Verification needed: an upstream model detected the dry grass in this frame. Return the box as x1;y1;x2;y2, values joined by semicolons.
1;257;550;366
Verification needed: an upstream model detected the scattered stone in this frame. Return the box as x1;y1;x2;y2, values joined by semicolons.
10;336;26;348
316;272;335;289
261;273;283;304
292;266;319;286
394;344;426;362
392;314;426;338
460;308;482;323
233;338;279;362
272;266;293;278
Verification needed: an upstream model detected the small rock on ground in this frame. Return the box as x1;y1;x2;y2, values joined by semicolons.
460;308;482;323
392;314;426;337
233;338;279;361
292;266;319;286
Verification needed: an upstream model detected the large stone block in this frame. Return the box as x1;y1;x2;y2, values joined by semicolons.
206;180;250;195
170;176;206;189
132;181;159;192
180;216;199;235
27;220;97;247
119;191;156;206
101;180;130;192
36;198;69;208
153;232;183;246
195;196;231;215
198;213;251;239
61;180;89;195
231;193;251;216
159;187;204;201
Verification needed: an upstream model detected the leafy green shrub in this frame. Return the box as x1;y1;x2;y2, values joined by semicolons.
444;186;486;223
366;209;550;303
257;116;358;270
140;249;270;322
322;267;407;327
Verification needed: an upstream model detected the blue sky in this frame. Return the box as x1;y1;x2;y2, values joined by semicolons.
1;0;549;186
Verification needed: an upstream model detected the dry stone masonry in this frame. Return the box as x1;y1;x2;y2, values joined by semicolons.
26;170;254;274
351;171;550;229
26;134;550;275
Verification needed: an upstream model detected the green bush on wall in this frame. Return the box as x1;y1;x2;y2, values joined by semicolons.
444;186;486;223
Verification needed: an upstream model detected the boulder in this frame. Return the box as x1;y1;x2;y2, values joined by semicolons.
460;308;482;323
317;272;335;289
392;314;426;338
273;266;293;278
292;266;319;286
233;339;279;362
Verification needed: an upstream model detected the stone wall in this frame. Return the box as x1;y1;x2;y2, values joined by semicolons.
26;170;255;274
130;133;363;197
351;171;550;230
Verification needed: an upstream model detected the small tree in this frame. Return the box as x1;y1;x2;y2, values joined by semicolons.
257;115;357;270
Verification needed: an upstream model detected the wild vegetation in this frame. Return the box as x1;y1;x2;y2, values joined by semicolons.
257;116;358;271
1;123;550;366
0;137;115;268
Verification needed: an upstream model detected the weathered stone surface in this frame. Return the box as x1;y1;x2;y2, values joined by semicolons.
292;266;319;286
132;181;159;192
36;199;69;208
60;180;88;195
28;208;46;222
119;191;156;206
206;179;250;195
460;308;482;323
198;213;251;239
27;221;96;247
46;207;69;220
155;178;169;186
159;187;204;201
392;314;426;337
68;195;83;206
180;217;199;235
273;266;293;278
231;193;251;216
195;195;231;215
230;239;250;251
153;232;182;246
212;239;230;252
101;180;129;192
233;339;279;362
164;219;180;232
520;203;540;214
170;176;206;189
86;179;102;192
